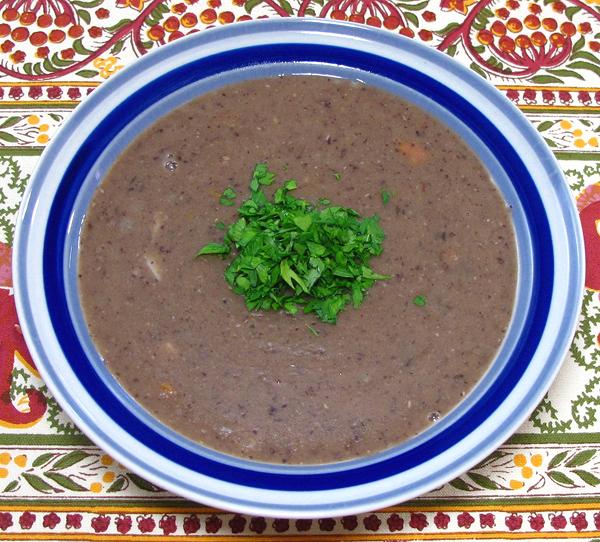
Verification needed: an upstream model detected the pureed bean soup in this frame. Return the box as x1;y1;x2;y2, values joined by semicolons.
79;76;516;464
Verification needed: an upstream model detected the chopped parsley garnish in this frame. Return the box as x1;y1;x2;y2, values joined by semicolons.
413;294;427;307
381;189;391;205
196;163;390;324
333;172;342;181
219;187;237;206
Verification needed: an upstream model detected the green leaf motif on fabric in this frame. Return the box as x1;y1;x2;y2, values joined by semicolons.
530;396;572;433
0;157;29;246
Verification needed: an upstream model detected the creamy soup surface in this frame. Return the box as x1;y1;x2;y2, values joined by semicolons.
79;76;516;464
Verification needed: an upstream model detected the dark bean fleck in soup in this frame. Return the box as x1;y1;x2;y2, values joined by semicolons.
78;76;516;464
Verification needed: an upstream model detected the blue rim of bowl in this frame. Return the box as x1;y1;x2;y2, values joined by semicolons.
14;19;584;514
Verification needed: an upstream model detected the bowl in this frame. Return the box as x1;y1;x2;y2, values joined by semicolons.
13;18;584;517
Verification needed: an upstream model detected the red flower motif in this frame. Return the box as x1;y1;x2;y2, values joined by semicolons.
363;514;381;531
205;514;222;533
158;514;177;535
559;91;572;104
249;517;266;534
479;513;495;528
88;26;102;38
578;91;592;106
409;513;428;531
36;46;50;58
66;514;82;529
28;86;43;99
137;515;156;533
272;518;289;533
318;518;335;531
595;91;600;104
47;86;62;99
529;513;544;531
523;89;536;104
295;519;312;531
570;512;588;531
91;515;110;533
1;39;14;52
434;512;450;529
10;50;25;63
116;515;132;534
8;87;24;100
182;515;200;534
594;512;600;530
60;48;75;60
437;0;600;79
95;7;110;18
229;515;246;533
0;513;13;531
419;29;433;41
505;513;523;531
42;513;60;529
550;513;567;530
506;89;519;102
67;87;81;100
19;512;35;530
387;513;404;531
341;516;357;530
457;512;475;528
542;90;555;104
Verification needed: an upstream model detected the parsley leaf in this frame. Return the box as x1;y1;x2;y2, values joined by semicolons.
196;242;230;256
219;186;237;206
197;163;390;324
413;294;427;307
381;189;391;205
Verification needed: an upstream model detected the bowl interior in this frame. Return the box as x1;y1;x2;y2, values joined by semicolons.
65;61;533;471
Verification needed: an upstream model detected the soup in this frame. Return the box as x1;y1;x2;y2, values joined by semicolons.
78;76;516;464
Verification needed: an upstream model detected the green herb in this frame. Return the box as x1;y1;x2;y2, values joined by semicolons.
306;324;319;336
196;163;390;324
412;294;427;307
196;242;230;255
219;186;237;206
333;172;342;181
215;221;226;230
381;190;391;205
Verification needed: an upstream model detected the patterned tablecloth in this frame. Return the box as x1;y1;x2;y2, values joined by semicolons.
0;0;598;538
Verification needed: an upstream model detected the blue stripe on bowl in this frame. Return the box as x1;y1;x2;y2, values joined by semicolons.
43;42;552;491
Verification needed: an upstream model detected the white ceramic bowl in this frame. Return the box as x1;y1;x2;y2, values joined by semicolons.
14;19;584;517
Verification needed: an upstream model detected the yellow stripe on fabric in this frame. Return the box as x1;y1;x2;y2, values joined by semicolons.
385;502;600;512
495;86;600;91
518;105;600;111
1;501;600;513
0;82;100;87
0;101;80;106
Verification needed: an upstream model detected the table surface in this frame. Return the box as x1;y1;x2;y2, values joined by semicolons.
0;0;599;539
